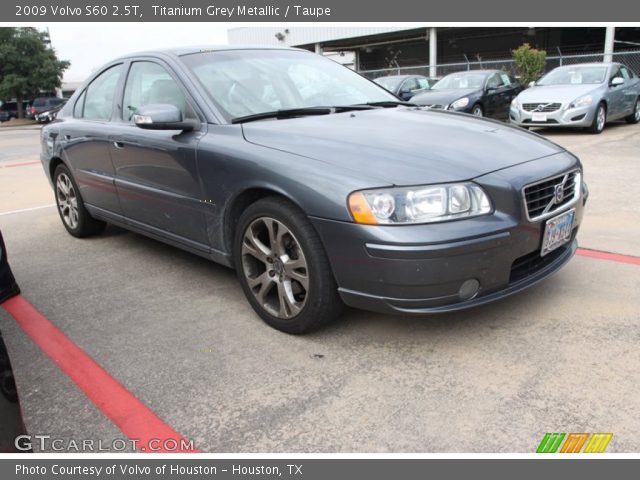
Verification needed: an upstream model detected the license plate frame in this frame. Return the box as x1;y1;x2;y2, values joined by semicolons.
531;112;548;122
541;209;575;257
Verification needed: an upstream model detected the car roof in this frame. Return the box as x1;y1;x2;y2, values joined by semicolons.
444;69;503;75
113;44;302;60
554;62;617;68
375;75;412;80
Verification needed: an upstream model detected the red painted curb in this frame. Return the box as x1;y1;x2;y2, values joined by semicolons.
577;248;640;266
2;295;198;453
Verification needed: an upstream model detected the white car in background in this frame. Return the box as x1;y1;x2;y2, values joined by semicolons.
510;62;640;133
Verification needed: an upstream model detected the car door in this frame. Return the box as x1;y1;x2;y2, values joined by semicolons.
108;59;209;248
59;63;125;215
619;66;637;115
483;73;508;119
606;65;626;119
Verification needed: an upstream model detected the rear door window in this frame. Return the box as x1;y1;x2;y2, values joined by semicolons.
83;64;123;121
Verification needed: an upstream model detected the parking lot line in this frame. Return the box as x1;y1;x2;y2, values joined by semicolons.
577;248;640;267
1;295;199;453
0;204;55;216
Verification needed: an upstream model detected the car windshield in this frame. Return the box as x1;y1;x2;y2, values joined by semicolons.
537;66;607;85
374;77;404;91
180;49;397;121
432;72;487;90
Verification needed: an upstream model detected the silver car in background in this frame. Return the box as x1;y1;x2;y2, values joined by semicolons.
510;63;640;133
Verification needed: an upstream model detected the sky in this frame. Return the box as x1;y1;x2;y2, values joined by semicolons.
48;24;229;82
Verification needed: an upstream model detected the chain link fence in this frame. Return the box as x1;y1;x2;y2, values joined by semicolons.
359;50;640;81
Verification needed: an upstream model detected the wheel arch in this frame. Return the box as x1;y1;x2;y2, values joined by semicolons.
223;186;306;256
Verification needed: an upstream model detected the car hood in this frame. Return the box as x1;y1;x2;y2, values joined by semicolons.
411;88;480;106
518;84;601;104
241;108;564;186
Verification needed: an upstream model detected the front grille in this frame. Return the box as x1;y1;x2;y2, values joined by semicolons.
522;102;562;112
522;119;559;124
509;238;572;283
523;171;580;220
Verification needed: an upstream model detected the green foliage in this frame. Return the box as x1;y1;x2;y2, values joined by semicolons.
0;27;70;117
512;43;547;87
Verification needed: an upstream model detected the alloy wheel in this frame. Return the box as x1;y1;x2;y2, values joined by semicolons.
56;173;79;229
241;217;309;320
596;106;606;132
635;101;640;121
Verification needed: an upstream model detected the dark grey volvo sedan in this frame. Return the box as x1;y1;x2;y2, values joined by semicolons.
41;46;588;333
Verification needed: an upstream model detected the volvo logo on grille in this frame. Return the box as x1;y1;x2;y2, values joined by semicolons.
554;183;565;204
535;103;551;112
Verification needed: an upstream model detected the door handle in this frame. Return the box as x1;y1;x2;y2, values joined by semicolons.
113;141;125;149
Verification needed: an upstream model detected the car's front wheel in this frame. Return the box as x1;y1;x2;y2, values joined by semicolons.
625;97;640;124
471;104;484;117
53;164;106;237
234;197;343;334
588;102;606;134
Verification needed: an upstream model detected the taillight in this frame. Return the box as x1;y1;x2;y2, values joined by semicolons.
31;106;37;114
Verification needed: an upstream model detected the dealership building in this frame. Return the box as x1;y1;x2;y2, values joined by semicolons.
228;26;640;77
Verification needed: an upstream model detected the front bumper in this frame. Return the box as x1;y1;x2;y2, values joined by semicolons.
311;154;587;315
510;104;595;128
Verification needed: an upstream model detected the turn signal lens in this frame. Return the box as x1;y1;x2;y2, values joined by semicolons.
348;192;379;225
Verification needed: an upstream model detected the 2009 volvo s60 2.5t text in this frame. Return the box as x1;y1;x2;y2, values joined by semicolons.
41;46;588;333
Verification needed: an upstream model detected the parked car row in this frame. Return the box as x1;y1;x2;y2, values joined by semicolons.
0;97;66;123
373;62;640;133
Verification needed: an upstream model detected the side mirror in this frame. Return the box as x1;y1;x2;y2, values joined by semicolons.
611;77;624;87
486;86;497;94
133;104;195;131
528;81;536;88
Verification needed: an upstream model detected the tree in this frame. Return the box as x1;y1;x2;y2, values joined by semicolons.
512;43;547;87
0;27;70;118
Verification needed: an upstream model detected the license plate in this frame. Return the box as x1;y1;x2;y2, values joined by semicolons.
541;209;575;256
531;112;547;122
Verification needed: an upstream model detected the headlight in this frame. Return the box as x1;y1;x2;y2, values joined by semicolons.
569;95;593;108
449;97;470;109
511;98;519;109
348;183;492;225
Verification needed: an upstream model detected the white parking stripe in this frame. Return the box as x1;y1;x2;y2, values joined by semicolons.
0;204;56;216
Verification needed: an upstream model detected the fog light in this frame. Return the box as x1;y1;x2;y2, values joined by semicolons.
459;279;480;301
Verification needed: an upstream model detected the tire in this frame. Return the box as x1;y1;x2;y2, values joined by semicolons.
625;97;640;124
233;196;343;334
471;104;484;117
588;103;606;134
53;164;106;237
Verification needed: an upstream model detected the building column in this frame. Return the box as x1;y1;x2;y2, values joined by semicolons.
429;27;437;78
315;43;323;55
603;27;615;63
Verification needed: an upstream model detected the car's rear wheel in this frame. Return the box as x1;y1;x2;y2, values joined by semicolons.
234;197;343;334
625;97;640;124
471;104;483;117
53;164;106;237
588;102;606;134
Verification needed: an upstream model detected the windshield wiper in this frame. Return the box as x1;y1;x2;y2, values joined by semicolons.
356;100;417;108
231;107;332;124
